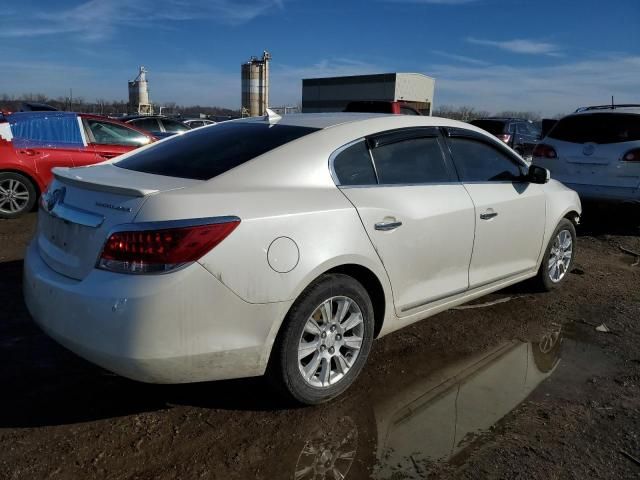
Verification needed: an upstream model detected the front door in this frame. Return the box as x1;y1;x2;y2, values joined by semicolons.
333;129;476;315
444;130;546;287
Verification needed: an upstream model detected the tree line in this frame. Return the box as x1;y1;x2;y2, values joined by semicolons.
0;93;239;118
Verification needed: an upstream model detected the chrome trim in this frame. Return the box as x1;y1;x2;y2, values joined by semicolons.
400;267;534;313
480;212;498;220
41;189;105;228
374;221;402;231
108;216;241;233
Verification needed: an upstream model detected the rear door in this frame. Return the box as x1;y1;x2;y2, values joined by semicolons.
334;128;476;315
444;128;546;287
81;117;152;165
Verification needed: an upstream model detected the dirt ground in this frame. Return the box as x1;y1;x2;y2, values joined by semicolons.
0;208;639;480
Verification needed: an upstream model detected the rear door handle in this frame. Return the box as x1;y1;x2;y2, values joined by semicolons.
375;221;402;231
98;153;117;159
480;211;498;220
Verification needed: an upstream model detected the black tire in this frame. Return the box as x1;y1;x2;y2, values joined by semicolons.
269;273;375;405
0;172;37;219
534;218;576;291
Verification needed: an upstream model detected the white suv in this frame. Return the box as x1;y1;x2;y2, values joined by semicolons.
532;105;640;205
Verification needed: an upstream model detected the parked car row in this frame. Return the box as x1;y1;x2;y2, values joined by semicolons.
0;112;155;218
0;112;224;218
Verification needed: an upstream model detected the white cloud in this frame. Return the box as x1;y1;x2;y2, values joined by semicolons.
431;55;640;116
467;37;562;56
0;0;285;39
431;50;490;66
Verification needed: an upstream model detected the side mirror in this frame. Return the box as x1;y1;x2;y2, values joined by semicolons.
528;165;550;184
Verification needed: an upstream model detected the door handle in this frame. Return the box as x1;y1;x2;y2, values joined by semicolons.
375;221;402;231
98;153;117;159
480;211;498;220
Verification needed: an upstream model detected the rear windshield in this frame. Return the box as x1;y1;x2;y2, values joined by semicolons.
116;122;319;180
469;120;507;135
548;113;640;144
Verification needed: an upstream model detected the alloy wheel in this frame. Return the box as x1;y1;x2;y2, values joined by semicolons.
0;178;31;214
298;296;364;388
548;229;573;283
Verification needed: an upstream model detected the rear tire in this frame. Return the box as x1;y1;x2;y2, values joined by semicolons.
269;274;375;405
0;172;37;219
534;218;576;291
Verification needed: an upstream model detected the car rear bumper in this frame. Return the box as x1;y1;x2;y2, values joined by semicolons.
23;240;291;383
563;182;640;204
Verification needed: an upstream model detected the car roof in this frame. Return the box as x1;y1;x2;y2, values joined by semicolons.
572;106;640;116
236;112;451;129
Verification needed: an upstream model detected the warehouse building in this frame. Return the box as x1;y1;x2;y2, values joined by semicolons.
301;72;435;115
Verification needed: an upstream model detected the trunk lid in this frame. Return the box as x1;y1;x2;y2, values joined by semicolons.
552;140;640;188
36;164;202;280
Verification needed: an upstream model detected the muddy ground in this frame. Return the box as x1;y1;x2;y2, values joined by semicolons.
0;208;639;480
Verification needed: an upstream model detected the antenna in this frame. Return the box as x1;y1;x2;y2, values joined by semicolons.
612;95;615;109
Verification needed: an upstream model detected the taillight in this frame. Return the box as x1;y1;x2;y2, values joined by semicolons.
532;143;557;159
497;134;511;143
622;148;640;162
98;218;240;274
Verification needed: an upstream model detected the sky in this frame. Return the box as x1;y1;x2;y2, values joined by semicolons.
0;0;638;116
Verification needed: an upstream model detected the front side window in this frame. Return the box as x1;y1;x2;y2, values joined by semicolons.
447;137;523;182
85;119;151;147
371;136;451;184
333;141;377;186
117;122;319;180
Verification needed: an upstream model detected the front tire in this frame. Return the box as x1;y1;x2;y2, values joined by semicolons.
0;172;37;219
534;218;576;291
269;274;375;405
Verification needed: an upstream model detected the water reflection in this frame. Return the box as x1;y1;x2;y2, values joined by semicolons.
290;325;563;480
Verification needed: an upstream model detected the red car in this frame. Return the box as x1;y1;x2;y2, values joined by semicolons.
0;112;155;218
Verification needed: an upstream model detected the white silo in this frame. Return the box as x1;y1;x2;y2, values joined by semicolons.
128;66;153;115
241;51;271;117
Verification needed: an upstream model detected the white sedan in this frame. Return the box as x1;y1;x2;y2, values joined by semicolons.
23;113;581;404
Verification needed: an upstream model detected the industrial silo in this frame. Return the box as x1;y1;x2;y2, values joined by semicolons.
241;51;271;117
128;66;152;115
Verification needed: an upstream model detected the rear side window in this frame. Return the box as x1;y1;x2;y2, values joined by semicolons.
549;113;640;144
117;122;319;180
9;113;82;146
333;141;377;186
371;137;451;184
447;137;523;182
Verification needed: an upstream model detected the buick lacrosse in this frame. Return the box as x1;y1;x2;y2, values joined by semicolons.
24;112;581;404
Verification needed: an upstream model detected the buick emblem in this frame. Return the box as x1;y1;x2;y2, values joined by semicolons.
44;187;66;213
583;143;596;156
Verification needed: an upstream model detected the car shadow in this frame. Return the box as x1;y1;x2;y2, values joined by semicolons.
0;259;290;428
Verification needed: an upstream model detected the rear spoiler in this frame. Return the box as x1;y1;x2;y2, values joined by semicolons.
53;167;157;197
